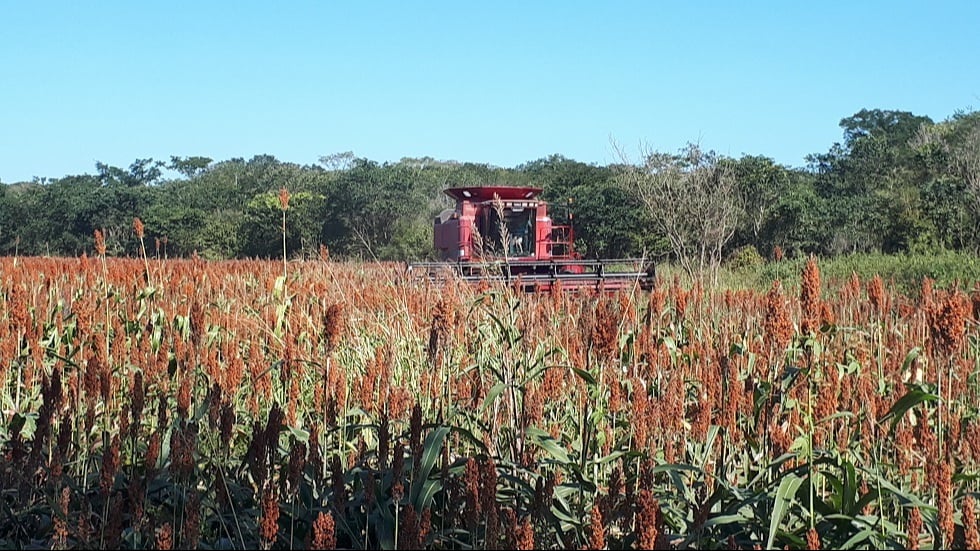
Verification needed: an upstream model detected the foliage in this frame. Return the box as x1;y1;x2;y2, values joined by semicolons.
3;255;980;549
2;106;980;266
758;250;980;297
724;244;766;272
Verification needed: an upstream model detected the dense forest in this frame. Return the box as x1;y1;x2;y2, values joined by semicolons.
1;107;978;265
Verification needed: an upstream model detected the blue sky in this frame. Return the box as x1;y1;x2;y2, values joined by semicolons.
2;1;978;183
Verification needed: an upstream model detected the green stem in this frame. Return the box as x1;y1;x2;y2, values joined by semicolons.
808;359;814;530
282;210;288;281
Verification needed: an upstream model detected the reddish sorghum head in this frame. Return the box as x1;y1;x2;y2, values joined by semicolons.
764;280;793;354
800;256;821;334
311;511;337;549
278;187;290;211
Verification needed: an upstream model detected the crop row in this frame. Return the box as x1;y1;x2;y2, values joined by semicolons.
1;255;980;549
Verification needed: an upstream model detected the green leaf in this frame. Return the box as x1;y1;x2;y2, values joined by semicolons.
698;425;721;468
528;426;571;465
767;473;804;549
480;381;507;413
816;410;856;426
591;449;628;466
838;527;874;549
843;460;858;513
900;346;922;372
286;425;310;442
446;425;489;455
568;366;597;386
701;513;752;528
8;413;26;437
646;463;702;505
275;302;289;334
414;479;442;511
651;463;701;476
790;434;811;457
881;386;939;433
410;426;450;508
551;493;581;526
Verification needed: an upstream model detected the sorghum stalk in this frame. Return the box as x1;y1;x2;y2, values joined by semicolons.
807;361;814;530
133;217;152;288
279;187;290;282
95;230;111;410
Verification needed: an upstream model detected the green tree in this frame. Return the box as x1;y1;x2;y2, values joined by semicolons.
565;181;665;259
518;154;610;204
97;159;165;187
910;109;980;251
323;158;440;260
760;175;828;258
727;155;794;247
142;202;209;257
168;156;213;179
241;190;325;258
808;109;935;254
0;184;24;254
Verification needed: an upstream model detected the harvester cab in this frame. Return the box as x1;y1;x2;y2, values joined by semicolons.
410;186;654;292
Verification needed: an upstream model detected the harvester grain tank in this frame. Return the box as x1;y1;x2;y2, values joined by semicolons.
409;186;654;292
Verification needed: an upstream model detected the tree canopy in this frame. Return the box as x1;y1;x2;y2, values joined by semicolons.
2;107;979;267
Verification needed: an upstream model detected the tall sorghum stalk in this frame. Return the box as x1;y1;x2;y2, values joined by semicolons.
83;228;111;498
937;458;954;548
866;275;888;404
492;194;510;260
95;229;110;376
155;523;173;550
279;187;290;281
928;290;969;460
182;489;201;549
428;298;452;422
7;285;27;432
806;527;821;550
800;258;820;529
588;505;606;550
762;279;792;491
52;486;70;549
636;489;661;550
133;217;152;288
806;359;815;529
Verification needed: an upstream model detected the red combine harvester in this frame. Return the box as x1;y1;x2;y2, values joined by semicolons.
408;186;655;292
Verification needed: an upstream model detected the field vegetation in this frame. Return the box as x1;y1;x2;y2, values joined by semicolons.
3;249;980;549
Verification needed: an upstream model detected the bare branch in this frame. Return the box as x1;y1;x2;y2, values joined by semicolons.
613;140;742;285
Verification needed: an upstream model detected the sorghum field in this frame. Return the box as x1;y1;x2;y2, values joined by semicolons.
2;252;980;549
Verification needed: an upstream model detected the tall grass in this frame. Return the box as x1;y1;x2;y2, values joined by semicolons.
1;254;979;548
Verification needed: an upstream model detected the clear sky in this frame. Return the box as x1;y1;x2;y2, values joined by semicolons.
2;1;978;183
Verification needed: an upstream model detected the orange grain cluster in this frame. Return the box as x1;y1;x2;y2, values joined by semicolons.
1;254;979;549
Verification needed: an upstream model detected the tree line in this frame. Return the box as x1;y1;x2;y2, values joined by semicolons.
1;108;978;267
